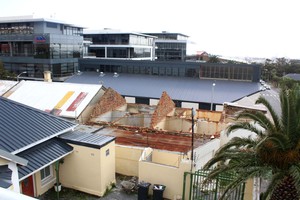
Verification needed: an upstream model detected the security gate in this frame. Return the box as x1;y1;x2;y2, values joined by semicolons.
182;170;245;200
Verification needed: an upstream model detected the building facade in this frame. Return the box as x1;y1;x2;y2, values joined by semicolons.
144;32;188;61
0;16;83;81
83;29;156;60
79;58;261;82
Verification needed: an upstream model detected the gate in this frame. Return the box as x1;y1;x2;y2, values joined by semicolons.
182;169;245;200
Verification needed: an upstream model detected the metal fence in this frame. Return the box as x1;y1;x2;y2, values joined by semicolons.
182;169;245;200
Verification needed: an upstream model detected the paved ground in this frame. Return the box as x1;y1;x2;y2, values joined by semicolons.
39;174;142;200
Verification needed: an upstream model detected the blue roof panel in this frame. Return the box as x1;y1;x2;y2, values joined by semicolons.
0;97;76;153
17;138;73;179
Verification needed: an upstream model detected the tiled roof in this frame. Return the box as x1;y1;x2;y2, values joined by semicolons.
0;97;77;154
17;138;73;180
60;131;115;149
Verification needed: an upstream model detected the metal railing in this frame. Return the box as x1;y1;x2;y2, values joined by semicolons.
182;169;245;200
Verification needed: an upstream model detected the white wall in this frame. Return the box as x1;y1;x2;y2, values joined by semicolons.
193;139;220;170
181;102;199;110
125;97;135;103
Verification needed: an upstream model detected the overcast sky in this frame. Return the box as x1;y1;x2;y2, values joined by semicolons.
1;0;299;59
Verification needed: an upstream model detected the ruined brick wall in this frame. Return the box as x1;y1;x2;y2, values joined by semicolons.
151;91;175;128
90;87;126;117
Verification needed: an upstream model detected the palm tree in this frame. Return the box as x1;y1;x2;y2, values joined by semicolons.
203;86;300;200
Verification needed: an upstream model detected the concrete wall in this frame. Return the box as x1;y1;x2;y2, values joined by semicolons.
196;110;222;122
152;149;182;168
193;139;220;170
150;99;159;106
195;120;226;136
115;145;144;176
125;96;135;103
60;142;115;197
181;102;199;110
155;117;191;132
139;148;191;200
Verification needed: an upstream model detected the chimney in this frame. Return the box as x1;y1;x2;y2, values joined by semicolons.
43;71;52;82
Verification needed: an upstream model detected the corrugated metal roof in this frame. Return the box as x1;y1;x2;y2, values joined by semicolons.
0;97;76;154
7;81;102;119
285;73;300;81
17;138;73;180
0;80;17;96
66;72;261;104
0;165;12;188
60;131;115;149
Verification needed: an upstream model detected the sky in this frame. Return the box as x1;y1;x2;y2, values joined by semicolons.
1;0;299;59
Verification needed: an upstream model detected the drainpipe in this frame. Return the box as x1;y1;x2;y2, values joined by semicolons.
55;161;60;200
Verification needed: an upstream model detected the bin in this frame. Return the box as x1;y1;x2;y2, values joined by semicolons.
138;182;151;200
152;184;166;200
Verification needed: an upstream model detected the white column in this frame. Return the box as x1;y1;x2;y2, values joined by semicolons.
8;162;20;193
105;47;107;58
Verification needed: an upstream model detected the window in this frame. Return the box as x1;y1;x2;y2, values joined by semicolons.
40;165;53;184
106;149;110;156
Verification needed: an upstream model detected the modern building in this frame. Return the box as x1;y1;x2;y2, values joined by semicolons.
83;29;156;60
144;32;188;61
0;15;84;81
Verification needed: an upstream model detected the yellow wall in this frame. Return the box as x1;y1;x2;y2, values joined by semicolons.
139;158;191;200
115;145;144;176
0;157;9;165
152;150;182;167
99;141;116;193
59;143;115;196
33;164;56;196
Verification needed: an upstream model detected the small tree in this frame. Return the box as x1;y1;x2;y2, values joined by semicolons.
0;60;15;80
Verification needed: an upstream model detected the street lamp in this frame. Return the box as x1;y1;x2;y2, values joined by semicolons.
17;71;27;82
210;82;216;111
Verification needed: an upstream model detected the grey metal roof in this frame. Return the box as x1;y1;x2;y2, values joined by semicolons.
284;73;300;81
60;131;115;149
66;72;261;105
0;149;28;166
0;97;77;154
17;138;73;180
0;165;12;188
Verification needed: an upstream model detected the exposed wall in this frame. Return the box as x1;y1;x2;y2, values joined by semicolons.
115;145;144;176
197;110;222;122
60;143;115;197
195;120;226;136
90;87;126;118
139;149;191;200
78;88;106;123
151;91;175;128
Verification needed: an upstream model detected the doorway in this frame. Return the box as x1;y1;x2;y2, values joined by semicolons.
21;175;34;197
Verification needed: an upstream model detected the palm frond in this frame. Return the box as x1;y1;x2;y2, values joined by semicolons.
226;122;264;137
235;111;276;135
256;96;281;131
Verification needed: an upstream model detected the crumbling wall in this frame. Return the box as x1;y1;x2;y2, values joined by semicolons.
151;91;175;128
90;87;126;118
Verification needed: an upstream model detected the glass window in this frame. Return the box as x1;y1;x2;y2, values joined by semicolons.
40;165;53;184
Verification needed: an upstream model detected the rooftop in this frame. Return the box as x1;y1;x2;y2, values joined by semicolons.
66;72;261;104
0;15;84;28
0;96;76;154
